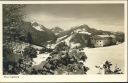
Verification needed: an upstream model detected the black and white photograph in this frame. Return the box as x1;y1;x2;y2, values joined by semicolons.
0;0;127;82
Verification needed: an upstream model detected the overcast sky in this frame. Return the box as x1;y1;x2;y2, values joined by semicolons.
24;4;124;32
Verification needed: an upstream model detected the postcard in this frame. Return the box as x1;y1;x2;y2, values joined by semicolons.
0;0;127;82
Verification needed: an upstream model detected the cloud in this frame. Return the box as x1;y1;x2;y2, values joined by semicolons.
24;4;124;32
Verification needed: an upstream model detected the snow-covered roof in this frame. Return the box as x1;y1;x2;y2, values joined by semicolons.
91;34;115;40
97;35;115;38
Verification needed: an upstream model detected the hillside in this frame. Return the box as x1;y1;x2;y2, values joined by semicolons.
56;24;124;48
58;24;113;37
84;43;124;74
18;22;57;46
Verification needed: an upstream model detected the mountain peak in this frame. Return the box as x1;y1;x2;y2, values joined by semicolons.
31;22;39;26
31;22;46;31
51;27;64;31
51;27;64;35
73;24;90;30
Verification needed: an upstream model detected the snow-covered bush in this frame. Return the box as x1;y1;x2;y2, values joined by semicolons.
95;60;123;74
39;47;53;54
32;42;89;75
18;57;33;74
54;42;70;52
23;46;37;58
17;46;37;74
103;61;123;74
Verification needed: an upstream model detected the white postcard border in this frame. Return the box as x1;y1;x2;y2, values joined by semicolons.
0;1;127;82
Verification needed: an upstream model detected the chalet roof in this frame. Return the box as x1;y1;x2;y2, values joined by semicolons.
97;35;115;38
91;35;113;40
91;35;102;40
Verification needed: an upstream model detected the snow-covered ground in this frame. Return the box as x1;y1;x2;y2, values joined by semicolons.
84;43;125;74
33;53;50;66
32;45;50;66
32;45;43;50
57;34;81;48
31;41;125;74
56;35;68;43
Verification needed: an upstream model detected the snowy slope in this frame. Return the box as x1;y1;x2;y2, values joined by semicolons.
33;53;50;66
74;28;91;35
31;22;44;31
84;43;125;74
56;34;81;49
31;41;125;74
33;25;44;31
56;28;91;48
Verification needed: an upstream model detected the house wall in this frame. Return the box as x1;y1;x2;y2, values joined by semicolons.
94;40;104;47
103;37;113;46
91;37;112;47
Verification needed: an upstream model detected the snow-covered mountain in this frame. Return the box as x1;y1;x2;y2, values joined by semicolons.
32;22;45;31
50;27;64;35
73;28;91;35
55;24;123;48
56;25;93;48
19;21;57;46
